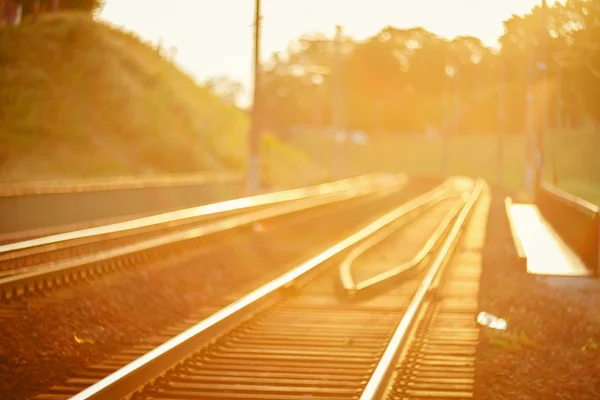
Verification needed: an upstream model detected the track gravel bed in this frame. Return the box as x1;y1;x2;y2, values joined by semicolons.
475;189;600;400
0;181;436;400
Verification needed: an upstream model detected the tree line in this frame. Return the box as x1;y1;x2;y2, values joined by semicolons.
258;0;600;136
10;0;102;16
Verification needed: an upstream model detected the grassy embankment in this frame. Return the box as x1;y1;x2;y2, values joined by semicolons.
0;13;324;188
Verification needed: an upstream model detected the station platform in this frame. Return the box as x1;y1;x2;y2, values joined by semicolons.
505;197;592;277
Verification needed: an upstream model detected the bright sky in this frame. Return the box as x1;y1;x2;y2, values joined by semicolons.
100;0;551;105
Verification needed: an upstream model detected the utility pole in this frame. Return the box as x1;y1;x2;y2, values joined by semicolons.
498;61;505;186
556;68;563;133
442;77;449;173
453;70;460;136
442;66;452;174
552;65;562;185
525;30;536;193
331;25;343;180
248;0;262;194
536;0;548;188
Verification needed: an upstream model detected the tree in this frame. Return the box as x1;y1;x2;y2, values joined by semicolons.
257;1;599;136
12;0;104;17
204;76;245;107
554;0;600;121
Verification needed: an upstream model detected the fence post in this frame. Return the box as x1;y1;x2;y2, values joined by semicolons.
32;0;40;21
597;213;600;276
14;4;21;25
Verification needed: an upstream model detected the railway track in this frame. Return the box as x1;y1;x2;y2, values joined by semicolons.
0;173;241;197
40;177;486;400
0;174;406;301
0;173;245;237
360;180;489;399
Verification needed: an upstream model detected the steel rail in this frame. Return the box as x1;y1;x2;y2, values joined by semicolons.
0;173;399;255
0;176;407;300
0;172;242;197
342;194;466;294
359;179;484;400
0;210;161;247
0;177;402;272
67;181;453;400
338;179;460;294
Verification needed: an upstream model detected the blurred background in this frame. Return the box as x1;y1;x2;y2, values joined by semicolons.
0;0;598;202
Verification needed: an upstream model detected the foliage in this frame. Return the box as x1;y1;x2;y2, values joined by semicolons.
204;76;245;107
261;0;600;136
0;14;243;180
12;0;104;16
0;13;323;186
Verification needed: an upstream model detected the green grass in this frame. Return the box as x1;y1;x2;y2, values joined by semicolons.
484;329;537;352
288;130;600;205
0;13;233;180
0;13;321;189
542;130;600;206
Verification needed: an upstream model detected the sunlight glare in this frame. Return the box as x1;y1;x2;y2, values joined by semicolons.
100;0;561;105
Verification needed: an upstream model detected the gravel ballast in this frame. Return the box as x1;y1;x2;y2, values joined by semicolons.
475;189;600;399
